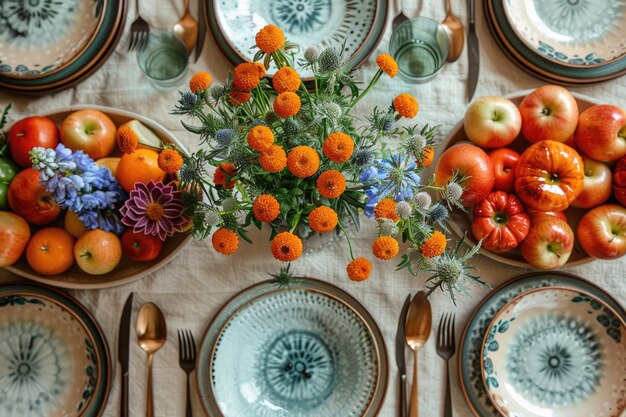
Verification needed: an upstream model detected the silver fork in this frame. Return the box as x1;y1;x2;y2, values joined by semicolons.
128;0;149;51
392;0;408;31
436;313;456;417
178;329;197;417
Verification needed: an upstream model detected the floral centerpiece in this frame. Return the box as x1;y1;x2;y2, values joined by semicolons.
172;25;486;302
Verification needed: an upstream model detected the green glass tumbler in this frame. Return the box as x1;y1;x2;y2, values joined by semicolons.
390;17;450;84
137;31;189;89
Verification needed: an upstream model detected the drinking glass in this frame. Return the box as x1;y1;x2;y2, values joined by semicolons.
390;17;450;84
137;31;188;89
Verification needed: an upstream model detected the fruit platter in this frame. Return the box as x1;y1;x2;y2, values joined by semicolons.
0;105;191;289
438;86;626;269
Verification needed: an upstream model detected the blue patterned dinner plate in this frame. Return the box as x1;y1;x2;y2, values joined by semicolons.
482;287;626;417
0;282;111;417
197;278;388;417
459;272;626;417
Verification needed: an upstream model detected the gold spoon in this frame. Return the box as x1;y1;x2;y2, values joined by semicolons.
405;291;432;417
441;0;465;62
136;302;167;417
172;0;198;53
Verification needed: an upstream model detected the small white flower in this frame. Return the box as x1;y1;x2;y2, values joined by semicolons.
304;46;320;63
205;210;222;227
413;192;432;210
395;201;413;219
377;218;399;236
221;198;238;212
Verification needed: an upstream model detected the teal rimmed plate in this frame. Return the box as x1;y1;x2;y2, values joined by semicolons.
458;272;626;417
0;281;111;417
205;0;388;80
197;278;388;417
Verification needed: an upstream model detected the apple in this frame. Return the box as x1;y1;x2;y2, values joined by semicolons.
0;211;30;267
61;110;117;160
8;116;59;167
577;204;626;260
464;96;522;148
575;104;626;162
121;230;163;262
571;156;612;209
520;216;574;269
64;210;87;238
519;85;579;143
8;168;61;225
74;229;122;275
526;209;567;223
434;143;495;206
613;156;626;207
488;148;519;193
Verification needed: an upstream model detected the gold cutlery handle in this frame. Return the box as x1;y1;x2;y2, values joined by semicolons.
409;350;418;417
147;353;154;417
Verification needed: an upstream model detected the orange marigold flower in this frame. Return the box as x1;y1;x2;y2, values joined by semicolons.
212;228;239;255
252;194;280;223
273;92;301;118
287;146;320;178
393;93;419;118
272;67;301;93
213;163;237;189
255;24;285;53
228;90;251;106
347;257;372;282
271;232;303;262
259;145;287;173
233;63;261;91
247;126;275;151
420;230;447;258
189;72;212;93
376;54;398;78
308;206;338;233
116;125;139;154
322;132;354;163
157;148;183;174
374;198;400;222
416;146;435;168
316;170;346;199
372;236;399;260
254;62;266;78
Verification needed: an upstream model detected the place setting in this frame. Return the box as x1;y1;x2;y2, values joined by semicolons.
1;1;626;417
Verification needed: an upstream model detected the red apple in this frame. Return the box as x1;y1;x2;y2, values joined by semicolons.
434;143;495;206
8;168;61;225
614;156;626;207
121;230;163;262
520;216;574;269
61;110;117;160
577;204;626;260
0;211;30;267
8;116;59;167
464;96;522;148
488;148;519;193
74;229;122;275
519;85;579;143
571;156;612;209
526;209;567;223
575;104;626;162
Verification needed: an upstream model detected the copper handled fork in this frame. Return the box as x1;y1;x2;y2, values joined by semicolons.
436;313;456;417
178;329;197;417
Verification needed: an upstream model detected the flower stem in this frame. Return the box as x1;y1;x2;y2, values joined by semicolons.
337;219;355;260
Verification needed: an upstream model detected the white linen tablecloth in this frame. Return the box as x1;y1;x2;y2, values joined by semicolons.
1;1;625;416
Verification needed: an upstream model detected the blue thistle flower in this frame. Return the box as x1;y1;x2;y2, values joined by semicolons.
215;128;234;147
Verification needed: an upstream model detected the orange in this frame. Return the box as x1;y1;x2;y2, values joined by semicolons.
96;157;121;177
64;210;87;238
115;148;166;192
26;227;75;275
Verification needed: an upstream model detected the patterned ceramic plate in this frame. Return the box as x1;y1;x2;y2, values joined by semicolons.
0;281;111;417
458;272;626;417
197;278;388;417
503;0;626;68
206;0;387;79
482;287;626;417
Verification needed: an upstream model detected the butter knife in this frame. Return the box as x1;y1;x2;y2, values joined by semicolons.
467;0;479;102
396;294;411;417
118;293;133;417
194;0;206;62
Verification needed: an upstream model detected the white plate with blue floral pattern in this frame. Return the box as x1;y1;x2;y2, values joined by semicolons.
481;286;626;417
0;0;106;78
503;0;626;68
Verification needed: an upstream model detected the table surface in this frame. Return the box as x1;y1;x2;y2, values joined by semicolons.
1;1;625;416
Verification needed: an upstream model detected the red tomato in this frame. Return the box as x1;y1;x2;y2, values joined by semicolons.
488;148;520;193
8;116;59;167
614;156;626;207
121;230;163;262
472;191;530;253
0;211;31;266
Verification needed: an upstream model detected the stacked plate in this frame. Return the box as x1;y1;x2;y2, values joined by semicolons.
204;0;388;79
484;0;626;84
459;272;626;417
0;282;111;417
0;0;127;94
196;278;388;417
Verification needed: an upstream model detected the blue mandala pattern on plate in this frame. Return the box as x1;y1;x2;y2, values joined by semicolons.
537;41;606;65
270;0;332;35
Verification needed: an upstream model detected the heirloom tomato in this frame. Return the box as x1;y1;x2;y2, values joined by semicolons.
614;156;626;207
